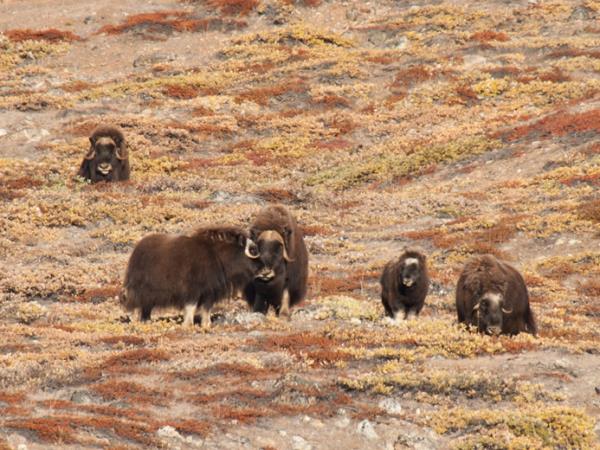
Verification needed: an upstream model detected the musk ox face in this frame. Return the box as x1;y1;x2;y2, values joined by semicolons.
401;257;422;287
474;292;512;335
79;126;129;183
87;136;125;180
254;230;291;283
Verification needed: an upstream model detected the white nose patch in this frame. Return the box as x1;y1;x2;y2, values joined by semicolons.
97;163;112;175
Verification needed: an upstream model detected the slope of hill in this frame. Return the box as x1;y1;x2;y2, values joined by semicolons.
0;0;599;448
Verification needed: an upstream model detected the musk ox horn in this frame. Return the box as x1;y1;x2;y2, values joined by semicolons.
115;145;127;161
502;306;513;314
472;303;480;312
245;238;259;259
84;149;96;160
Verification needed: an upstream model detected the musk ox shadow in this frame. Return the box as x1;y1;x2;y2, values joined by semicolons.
244;205;309;318
456;254;537;336
78;125;130;183
380;249;429;320
120;226;260;329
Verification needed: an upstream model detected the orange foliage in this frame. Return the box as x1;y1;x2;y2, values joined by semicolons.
4;28;82;42
470;31;510;42
255;187;301;203
207;0;260;16
505;108;600;141
77;285;121;303
163;84;201;99
97;11;247;35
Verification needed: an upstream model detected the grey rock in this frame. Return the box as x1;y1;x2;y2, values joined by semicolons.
357;419;379;440
291;435;313;450
232;312;266;326
378;398;402;415
569;5;595;20
133;53;176;67
70;391;93;404
157;425;184;440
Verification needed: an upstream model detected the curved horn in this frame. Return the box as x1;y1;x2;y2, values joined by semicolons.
472;303;480;312
282;244;293;262
502;306;513;314
244;238;259;259
115;143;128;161
84;148;96;160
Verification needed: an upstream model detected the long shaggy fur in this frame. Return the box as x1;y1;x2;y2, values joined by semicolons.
380;249;429;319
455;254;537;335
121;226;257;321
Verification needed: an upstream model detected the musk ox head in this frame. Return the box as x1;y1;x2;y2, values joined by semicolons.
78;125;129;183
253;230;292;282
473;291;512;335
399;251;426;288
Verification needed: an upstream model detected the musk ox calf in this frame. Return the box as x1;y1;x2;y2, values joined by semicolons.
78;125;130;183
380;249;429;320
456;254;537;336
244;205;309;318
120;226;260;329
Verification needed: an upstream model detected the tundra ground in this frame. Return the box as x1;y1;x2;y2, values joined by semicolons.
0;0;599;448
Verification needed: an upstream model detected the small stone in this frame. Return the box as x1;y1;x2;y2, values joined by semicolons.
279;430;287;437
335;416;351;428
569;6;594;20
70;391;93;404
378;398;402;415
233;312;266;326
291;435;312;450
350;318;361;325
157;425;183;440
357;419;378;440
0;129;7;137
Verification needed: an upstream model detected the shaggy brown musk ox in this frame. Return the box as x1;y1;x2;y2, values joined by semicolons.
380;249;429;320
244;205;309;317
120;226;260;328
78;125;130;182
456;254;537;336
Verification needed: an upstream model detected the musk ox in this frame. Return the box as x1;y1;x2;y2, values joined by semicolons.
244;205;309;318
380;249;429;320
78;125;130;182
455;254;537;336
120;226;260;329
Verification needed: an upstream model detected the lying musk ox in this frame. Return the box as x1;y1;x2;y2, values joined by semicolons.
244;205;309;317
380;249;429;320
78;125;130;182
120;226;260;329
456;254;537;336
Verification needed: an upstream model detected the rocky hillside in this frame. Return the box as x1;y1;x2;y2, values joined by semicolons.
0;0;599;448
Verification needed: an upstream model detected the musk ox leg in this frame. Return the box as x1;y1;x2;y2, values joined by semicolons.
140;306;152;322
200;305;211;330
183;303;197;327
405;309;418;321
278;289;291;319
128;308;141;323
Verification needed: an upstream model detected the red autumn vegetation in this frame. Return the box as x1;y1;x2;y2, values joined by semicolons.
469;31;510;42
4;28;82;42
206;0;260;16
97;11;247;35
504;108;600;141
